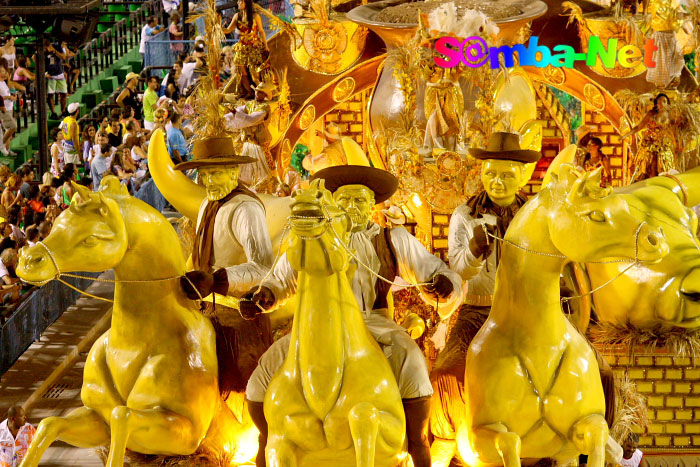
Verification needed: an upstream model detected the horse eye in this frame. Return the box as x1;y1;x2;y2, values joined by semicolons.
587;211;606;223
82;235;97;246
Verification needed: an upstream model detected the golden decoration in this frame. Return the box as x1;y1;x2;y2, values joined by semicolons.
279;138;293;169
584;83;605;111
298;104;316;130
543;65;566;86
333;77;356;102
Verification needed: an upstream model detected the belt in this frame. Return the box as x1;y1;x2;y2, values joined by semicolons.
464;294;493;307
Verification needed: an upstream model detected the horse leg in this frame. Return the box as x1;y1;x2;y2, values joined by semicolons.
19;406;110;467
266;434;299;467
472;423;522;467
105;406;198;467
571;414;608;467
430;438;457;467
348;402;380;467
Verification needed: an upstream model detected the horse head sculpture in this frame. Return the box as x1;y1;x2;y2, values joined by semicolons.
18;183;128;282
17;177;253;467
461;165;667;467
263;178;406;467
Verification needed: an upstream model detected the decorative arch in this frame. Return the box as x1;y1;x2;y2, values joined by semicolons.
275;54;386;174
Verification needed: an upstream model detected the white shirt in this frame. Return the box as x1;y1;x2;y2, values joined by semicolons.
266;224;462;319
620;449;643;467
0;81;12;112
179;62;196;91
0;419;35;467
0;258;9;279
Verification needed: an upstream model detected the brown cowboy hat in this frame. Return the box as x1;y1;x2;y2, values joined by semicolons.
311;139;398;204
469;131;542;163
173;136;255;171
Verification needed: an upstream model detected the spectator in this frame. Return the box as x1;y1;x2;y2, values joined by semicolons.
620;433;648;467
81;124;96;173
38;221;51;240
139;16;166;67
125;135;147;165
91;143;111;189
0;248;19;286
0;36;17;76
26;185;44;215
123;121;137;145
0;406;35;466
59;164;77;207
98;115;111;134
0;62;17;156
153;107;169;133
18;166;33;199
0;174;21;211
60;102;81;165
162;61;182;100
45;40;68;119
166;113;188;164
0;223;10;238
143;76;160;131
50;127;64;177
116;73;142;121
108;117;124;148
222;45;234;79
168;13;185;59
162;0;180;25
39;172;53;196
61;42;80;94
25;226;39;247
12;56;34;85
178;56;197;93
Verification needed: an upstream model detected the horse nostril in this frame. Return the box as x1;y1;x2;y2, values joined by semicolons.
647;233;658;246
681;291;700;303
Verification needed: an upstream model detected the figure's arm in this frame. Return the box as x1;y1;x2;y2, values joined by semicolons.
225;106;268;129
621;112;651;139
602;156;612;186
223;14;238;34
115;89;128;108
225;200;276;296
390;227;463;320
448;204;489;281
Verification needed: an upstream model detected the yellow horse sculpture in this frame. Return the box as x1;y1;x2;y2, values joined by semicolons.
264;179;406;467
460;166;669;467
16;179;250;467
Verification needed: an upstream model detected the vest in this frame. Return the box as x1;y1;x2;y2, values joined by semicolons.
370;226;398;310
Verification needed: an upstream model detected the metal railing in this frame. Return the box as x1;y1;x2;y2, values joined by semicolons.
14;0;162;135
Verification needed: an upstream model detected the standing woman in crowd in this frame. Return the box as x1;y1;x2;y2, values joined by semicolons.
116;72;142;121
50;127;65;177
13;56;34;91
1;173;21;211
0;37;17;77
223;0;269;98
169;13;184;61
81;124;96;173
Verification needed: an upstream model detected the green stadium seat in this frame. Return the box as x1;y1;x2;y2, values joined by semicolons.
113;66;132;85
107;4;126;12
128;60;142;73
100;76;120;94
82;90;102;108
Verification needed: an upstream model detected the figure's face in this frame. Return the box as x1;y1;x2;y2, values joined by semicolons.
255;90;266;102
88;127;96;137
657;96;669;110
481;159;526;207
622;439;638;458
10;408;25;429
200;166;240;201
334;185;374;232
174;63;182;73
238;0;245;9
586;141;601;154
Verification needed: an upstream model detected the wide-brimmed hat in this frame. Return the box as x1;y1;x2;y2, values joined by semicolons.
323;122;342;141
124;72;139;85
254;81;275;99
173;136;255;171
382;205;406;225
469;131;541;163
311;138;398;204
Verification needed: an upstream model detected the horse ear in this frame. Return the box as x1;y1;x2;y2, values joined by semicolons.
96;191;112;218
567;175;587;205
71;181;91;204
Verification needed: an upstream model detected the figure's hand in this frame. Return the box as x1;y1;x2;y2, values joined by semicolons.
422;274;454;300
180;268;229;300
239;286;275;320
469;223;496;259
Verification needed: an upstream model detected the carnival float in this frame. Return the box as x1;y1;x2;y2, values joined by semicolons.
13;0;700;465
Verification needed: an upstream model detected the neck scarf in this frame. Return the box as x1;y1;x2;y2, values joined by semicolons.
466;190;528;268
192;183;262;271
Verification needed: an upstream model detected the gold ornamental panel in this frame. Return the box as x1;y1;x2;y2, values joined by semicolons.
333;77;356;102
583;83;605;111
291;15;368;75
298;104;316;130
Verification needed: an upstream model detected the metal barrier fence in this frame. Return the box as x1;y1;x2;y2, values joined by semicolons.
15;0;162;134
